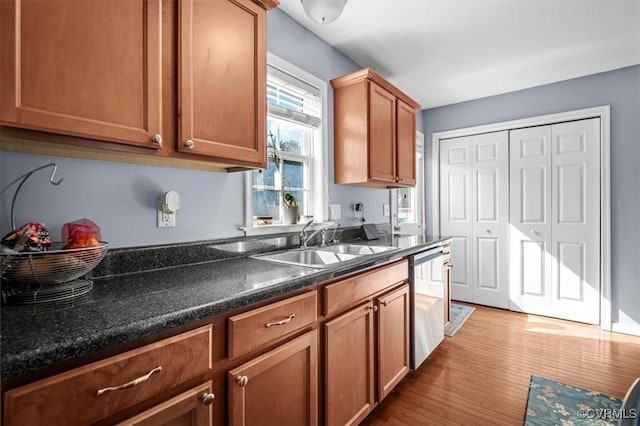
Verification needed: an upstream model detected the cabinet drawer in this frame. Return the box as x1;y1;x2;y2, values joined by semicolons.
228;291;317;360
4;325;212;426
324;260;408;317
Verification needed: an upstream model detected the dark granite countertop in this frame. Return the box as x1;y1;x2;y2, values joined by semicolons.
1;234;450;380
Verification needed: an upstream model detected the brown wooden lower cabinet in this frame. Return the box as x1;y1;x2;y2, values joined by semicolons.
227;330;318;426
324;302;376;426
3;325;213;426
324;281;410;426
376;284;410;401
117;381;214;426
2;261;414;426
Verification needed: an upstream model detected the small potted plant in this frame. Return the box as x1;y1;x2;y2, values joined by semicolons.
281;189;298;224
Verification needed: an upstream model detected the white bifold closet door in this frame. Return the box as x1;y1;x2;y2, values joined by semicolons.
509;118;600;324
440;131;510;309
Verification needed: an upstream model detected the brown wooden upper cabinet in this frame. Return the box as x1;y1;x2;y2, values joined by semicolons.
179;0;275;167
1;0;278;169
331;68;420;188
0;0;163;149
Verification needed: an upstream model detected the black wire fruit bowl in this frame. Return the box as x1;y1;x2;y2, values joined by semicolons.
0;242;109;285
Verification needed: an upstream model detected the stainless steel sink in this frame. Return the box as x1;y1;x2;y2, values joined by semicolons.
255;249;360;268
252;244;398;269
319;244;398;255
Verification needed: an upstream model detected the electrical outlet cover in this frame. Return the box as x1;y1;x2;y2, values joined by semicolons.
157;201;176;227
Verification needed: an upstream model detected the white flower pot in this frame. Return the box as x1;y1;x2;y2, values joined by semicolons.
282;206;298;224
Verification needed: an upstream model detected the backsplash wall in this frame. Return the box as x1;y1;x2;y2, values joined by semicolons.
0;9;395;248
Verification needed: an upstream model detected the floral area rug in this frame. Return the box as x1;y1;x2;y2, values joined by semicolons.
524;376;623;425
444;303;475;336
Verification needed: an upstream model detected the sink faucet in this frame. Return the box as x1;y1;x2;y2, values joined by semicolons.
300;220;315;248
300;221;336;248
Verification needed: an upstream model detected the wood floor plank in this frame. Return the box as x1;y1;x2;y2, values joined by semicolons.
363;304;640;425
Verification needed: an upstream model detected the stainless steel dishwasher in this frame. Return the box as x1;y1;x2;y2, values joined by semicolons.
409;245;446;370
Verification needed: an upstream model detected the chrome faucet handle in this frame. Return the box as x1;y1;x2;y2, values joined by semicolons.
301;220;314;232
300;220;314;248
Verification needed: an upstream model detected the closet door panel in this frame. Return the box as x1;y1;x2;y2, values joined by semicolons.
471;131;509;308
551;118;600;324
509;126;553;316
440;136;473;302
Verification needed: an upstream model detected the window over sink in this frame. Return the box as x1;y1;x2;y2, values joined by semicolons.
391;131;425;235
244;53;328;233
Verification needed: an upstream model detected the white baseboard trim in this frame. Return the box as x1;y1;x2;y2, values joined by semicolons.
611;322;640;337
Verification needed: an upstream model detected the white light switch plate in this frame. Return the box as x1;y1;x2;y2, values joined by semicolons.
383;204;390;217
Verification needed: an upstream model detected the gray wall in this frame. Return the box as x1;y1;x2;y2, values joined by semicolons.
0;9;391;248
422;64;640;330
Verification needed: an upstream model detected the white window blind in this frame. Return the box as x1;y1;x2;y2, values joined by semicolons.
267;64;321;128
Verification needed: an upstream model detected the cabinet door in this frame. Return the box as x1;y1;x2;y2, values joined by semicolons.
395;100;416;186
0;0;162;148
228;330;318;426
324;302;375;426
376;284;410;401
368;82;396;184
116;381;214;426
179;0;266;166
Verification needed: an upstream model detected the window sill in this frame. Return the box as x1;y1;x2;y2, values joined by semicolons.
238;223;305;237
238;221;334;237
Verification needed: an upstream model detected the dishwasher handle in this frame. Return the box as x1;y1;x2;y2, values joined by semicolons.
410;246;444;266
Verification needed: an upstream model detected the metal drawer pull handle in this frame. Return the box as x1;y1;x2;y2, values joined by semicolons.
202;393;215;405
366;305;378;312
265;313;295;328
96;366;162;396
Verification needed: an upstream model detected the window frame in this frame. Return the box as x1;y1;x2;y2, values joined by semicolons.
391;130;425;235
242;53;328;235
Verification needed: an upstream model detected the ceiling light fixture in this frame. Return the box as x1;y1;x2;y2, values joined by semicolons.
301;0;347;24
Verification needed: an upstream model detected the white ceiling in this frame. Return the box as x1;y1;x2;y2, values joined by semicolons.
278;0;640;109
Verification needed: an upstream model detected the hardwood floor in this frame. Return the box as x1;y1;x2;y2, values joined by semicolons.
363;304;640;425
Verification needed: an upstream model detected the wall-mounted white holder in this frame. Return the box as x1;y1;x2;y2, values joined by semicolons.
158;191;180;228
353;202;365;223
